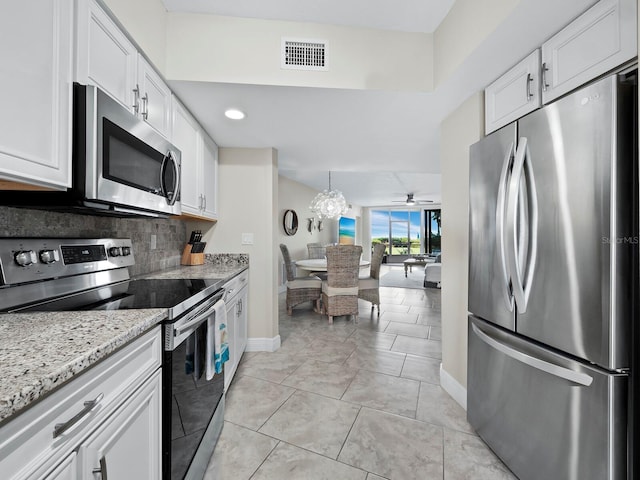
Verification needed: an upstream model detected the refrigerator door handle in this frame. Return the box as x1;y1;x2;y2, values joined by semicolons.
471;323;593;386
506;137;538;313
496;142;515;311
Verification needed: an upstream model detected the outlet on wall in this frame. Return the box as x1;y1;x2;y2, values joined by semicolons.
150;234;157;250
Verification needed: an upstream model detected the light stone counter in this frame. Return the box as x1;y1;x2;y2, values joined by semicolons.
0;256;249;424
0;309;166;423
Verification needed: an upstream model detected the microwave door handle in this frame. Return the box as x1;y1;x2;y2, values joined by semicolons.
160;151;181;206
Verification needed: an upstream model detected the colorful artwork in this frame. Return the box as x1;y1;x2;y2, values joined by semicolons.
338;217;356;245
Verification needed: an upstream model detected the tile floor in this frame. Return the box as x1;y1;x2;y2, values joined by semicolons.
204;284;516;480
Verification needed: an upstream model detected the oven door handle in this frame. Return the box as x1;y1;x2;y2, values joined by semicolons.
174;300;222;337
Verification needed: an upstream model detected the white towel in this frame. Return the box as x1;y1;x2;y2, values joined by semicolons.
206;300;229;380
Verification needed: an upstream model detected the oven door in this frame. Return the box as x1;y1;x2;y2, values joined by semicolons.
77;84;182;216
163;305;225;480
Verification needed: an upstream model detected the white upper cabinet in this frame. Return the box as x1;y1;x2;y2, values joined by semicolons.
0;0;73;190
171;97;201;215
485;50;541;134
76;0;171;137
541;0;637;103
75;0;137;111
201;133;219;219
171;95;219;221
137;57;172;137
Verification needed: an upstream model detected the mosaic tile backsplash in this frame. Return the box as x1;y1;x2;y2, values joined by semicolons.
0;206;187;277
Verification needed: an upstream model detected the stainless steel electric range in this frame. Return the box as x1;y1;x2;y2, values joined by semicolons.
0;238;226;480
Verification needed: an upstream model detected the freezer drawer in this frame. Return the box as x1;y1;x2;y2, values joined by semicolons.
467;316;628;480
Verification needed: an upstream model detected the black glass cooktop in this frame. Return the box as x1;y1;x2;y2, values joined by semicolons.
17;278;221;313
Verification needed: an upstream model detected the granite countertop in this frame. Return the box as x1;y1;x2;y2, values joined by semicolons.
0;258;248;424
0;309;166;423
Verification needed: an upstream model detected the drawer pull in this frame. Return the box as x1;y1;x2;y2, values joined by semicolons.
53;393;104;438
93;456;108;480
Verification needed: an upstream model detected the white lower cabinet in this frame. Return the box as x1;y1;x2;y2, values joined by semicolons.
223;271;249;391
78;370;161;480
38;453;78;480
0;327;162;480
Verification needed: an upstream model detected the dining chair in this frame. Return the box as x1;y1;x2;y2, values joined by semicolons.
358;243;386;313
279;244;322;315
307;242;326;259
322;245;362;324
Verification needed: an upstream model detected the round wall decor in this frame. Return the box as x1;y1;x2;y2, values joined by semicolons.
283;209;298;236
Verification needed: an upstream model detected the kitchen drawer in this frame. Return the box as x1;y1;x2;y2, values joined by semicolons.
223;270;248;302
0;326;161;480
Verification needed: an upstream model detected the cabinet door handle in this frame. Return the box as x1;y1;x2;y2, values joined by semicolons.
202;194;207;211
526;73;534;101
132;85;140;114
541;62;549;92
92;456;108;480
53;393;104;438
141;93;149;120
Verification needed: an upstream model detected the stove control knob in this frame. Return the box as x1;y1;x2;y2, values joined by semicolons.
121;246;131;256
108;247;121;257
39;249;59;264
14;250;37;267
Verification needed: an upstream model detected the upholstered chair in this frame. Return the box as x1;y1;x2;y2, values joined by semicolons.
322;245;362;324
358;243;386;312
279;244;322;315
307;242;326;259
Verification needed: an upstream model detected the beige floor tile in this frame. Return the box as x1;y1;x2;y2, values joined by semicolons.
252;443;367;480
224;376;295;430
380;311;419;324
235;351;307;383
401;354;440;384
429;326;441;340
384;321;430;338
259;390;360;458
391;335;441;359
342;369;420;418
344;347;406;376
204;422;278;480
443;428;517;480
347;329;397;350
281;359;359;398
338;407;443;480
416;382;474;434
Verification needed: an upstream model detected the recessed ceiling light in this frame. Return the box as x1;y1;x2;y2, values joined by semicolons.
224;108;245;120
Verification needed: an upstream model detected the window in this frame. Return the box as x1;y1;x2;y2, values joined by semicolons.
425;209;441;254
371;209;421;256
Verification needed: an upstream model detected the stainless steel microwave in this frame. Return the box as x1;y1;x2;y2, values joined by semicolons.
75;83;181;216
0;84;182;217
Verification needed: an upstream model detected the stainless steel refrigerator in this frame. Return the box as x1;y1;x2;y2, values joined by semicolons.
467;67;637;480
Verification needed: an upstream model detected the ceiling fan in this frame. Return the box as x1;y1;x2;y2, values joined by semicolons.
392;193;433;205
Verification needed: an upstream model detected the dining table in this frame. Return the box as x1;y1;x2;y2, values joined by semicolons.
295;258;371;271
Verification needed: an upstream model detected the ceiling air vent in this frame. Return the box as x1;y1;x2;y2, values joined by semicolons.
281;38;328;71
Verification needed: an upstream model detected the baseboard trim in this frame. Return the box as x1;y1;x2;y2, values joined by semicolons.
440;364;467;410
246;335;281;352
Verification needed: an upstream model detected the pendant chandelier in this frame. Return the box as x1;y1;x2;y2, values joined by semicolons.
309;171;349;219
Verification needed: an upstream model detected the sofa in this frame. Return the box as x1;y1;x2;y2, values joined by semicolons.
424;254;441;288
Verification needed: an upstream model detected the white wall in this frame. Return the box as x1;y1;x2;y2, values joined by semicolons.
165;13;433;91
440;92;483;405
102;0;168;74
434;0;519;87
278;175;337;286
190;148;279;347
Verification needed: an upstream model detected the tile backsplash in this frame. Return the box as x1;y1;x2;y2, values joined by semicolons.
0;206;187;277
